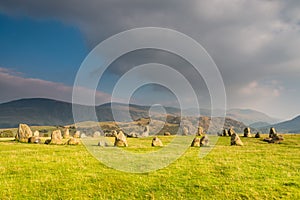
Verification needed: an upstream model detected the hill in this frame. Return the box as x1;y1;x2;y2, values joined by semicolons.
0;98;253;132
249;121;271;128
262;115;300;133
226;108;279;125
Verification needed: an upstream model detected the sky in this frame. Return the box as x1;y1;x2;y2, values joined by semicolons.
0;0;300;120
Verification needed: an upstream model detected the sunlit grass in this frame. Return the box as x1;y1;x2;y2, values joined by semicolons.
0;134;299;199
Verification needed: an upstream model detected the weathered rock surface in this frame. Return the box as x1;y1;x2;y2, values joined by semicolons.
33;130;40;137
228;127;235;136
222;129;228;136
191;137;201;147
255;132;261;138
231;133;243;146
93;131;101;138
141;126;149;137
28;136;41;144
183;127;189;136
63;129;70;139
164;132;171;136
269;127;277;138
197;126;204;136
114;131;128;147
151;136;163;147
67;138;80;145
200;135;210;147
244;127;251;137
74;131;80;138
49;130;63;145
16;124;33;142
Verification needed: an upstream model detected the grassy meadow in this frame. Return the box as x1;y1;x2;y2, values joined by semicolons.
0;134;299;199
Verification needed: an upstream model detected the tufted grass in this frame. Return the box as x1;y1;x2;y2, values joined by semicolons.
0;134;299;199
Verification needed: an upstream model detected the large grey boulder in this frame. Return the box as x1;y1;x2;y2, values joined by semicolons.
16;124;33;143
49;130;63;145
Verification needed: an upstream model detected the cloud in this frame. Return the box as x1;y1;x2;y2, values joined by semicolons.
240;80;283;98
0;67;112;105
0;0;300;118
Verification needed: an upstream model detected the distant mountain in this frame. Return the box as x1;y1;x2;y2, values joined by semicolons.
262;115;300;133
0;98;179;128
0;98;250;132
249;121;271;129
226;109;279;125
184;108;279;125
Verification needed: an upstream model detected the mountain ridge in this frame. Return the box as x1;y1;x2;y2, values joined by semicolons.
0;98;278;130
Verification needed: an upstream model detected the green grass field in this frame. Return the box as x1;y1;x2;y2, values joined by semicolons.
0;135;299;199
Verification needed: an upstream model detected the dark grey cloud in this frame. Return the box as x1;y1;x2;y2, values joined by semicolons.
0;0;300;118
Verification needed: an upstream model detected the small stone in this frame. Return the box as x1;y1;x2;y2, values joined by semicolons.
164;132;171;136
67;138;80;145
191;137;200;147
151;136;163;147
200;135;210;147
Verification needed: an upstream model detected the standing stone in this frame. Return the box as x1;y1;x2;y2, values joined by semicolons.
191;137;201;147
269;135;284;143
98;139;109;147
183;127;189;136
228;127;235;136
151;136;163;147
255;132;261;138
114;131;128;147
28;136;41;144
164;132;171;136
49;130;63;145
33;130;40;137
264;128;284;144
67;138;80;145
231;133;243;146
63;129;70;139
197;126;204;136
93;131;101;138
269;127;277;138
74;131;80;138
244;127;251;137
200;135;210;147
222;129;228;136
141;126;149;137
127;132;138;138
16;124;33;143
